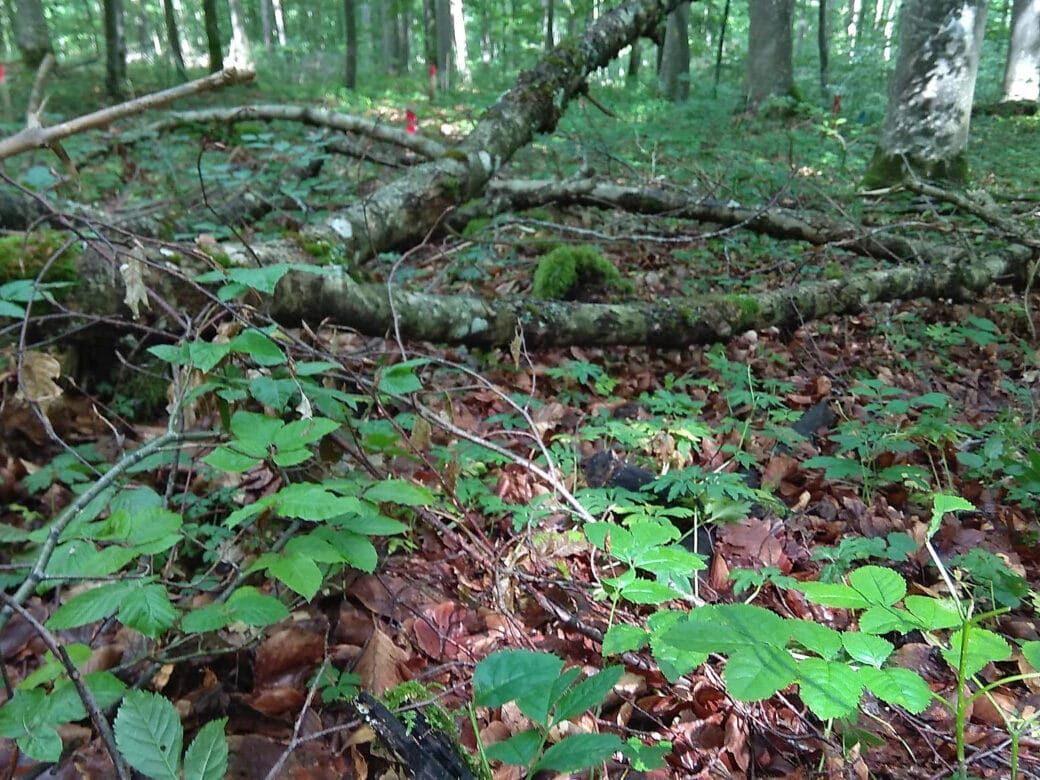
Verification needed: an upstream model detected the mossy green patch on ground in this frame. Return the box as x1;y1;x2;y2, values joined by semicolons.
0;231;81;287
532;245;632;300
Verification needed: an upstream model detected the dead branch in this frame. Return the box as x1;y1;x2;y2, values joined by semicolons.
0;65;256;160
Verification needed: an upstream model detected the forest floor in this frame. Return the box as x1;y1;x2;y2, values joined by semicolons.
1;56;1040;779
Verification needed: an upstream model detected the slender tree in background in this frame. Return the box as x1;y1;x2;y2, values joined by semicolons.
260;0;274;50
746;0;795;108
163;0;188;80
272;0;287;46
398;0;412;72
1001;0;1040;105
865;0;987;185
450;0;469;82
226;0;253;67
13;0;53;67
103;0;127;99
345;0;357;88
818;0;829;94
713;0;731;94
628;38;642;78
659;2;690;101
436;0;452;88
203;0;223;73
543;0;555;51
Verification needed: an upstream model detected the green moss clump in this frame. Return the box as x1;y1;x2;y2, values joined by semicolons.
862;148;971;188
196;243;232;267
0;231;80;287
532;245;630;300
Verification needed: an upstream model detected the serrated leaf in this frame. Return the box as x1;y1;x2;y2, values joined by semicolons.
848;566;906;606
18;727;62;762
119;585;178;638
226;588;289;626
273;418;339;448
942;627;1011;678
842;632;894;667
904;595;962;630
484;727;542;767
227;264;291;294
724;645;799;701
182;717;228;780
535;732;623;773
181;604;231;633
602;624;649;656
267;553;323;600
203;446;261;473
789;621;843;660
859;666;932;713
230;329;286;366
364;479;434;506
47;581;137;629
114;690;183;780
553;666;623;724
275;483;360;520
376;359;427;395
797;658;864;719
187;341;231;373
474;650;563;726
1021;641;1040;672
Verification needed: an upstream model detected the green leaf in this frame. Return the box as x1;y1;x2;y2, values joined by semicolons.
119;585;178;638
226;264;291;294
114;690;184;780
224;495;277;529
621;578;684;605
48;582;137;629
364;479;434;506
230;329;286;366
267;553;323;600
942;627;1011;679
181;604;231;633
0;300;25;318
376;359;428;395
188;341;232;373
148;343;190;365
182;718;228;780
273;418;340;448
797;658;864;719
18;726;62;762
904;595;961;630
663;604;791;654
621;737;671;771
535;733;623;773
322;530;378;571
928;494;974;538
848;566;906;606
275;483;359;520
858;666;932;713
473;650;564;726
204;446;261;473
484;727;543;767
858;605;919;635
841;632;894;667
796;581;870;609
724;645;799;701
1021;641;1040;672
553;667;623;724
789;621;843;660
226;587;289;626
602;624;649;656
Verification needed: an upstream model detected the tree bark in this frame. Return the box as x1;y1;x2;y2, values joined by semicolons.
14;0;53;67
747;0;794;108
203;0;223;73
226;0;253;68
104;0;128;100
864;0;988;186
163;0;189;80
659;2;690;101
1001;0;1040;104
345;0;358;88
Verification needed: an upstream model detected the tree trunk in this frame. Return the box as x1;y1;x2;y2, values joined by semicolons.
658;1;690;101
450;0;469;82
226;0;253;68
436;0;452;88
260;0;273;50
104;0;127;100
1001;0;1040;104
747;0;794;108
272;0;287;45
713;0;730;93
818;0;829;94
13;0;53;67
203;0;223;73
628;38;642;78
543;0;555;51
864;0;987;186
163;0;189;80
345;0;358;88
